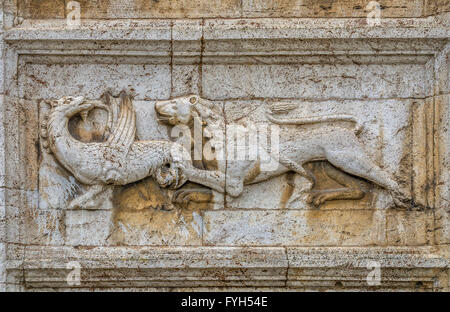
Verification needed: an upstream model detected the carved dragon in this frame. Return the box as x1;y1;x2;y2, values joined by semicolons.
156;95;410;207
41;92;231;209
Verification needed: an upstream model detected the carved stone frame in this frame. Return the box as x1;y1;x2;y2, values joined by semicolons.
0;17;449;290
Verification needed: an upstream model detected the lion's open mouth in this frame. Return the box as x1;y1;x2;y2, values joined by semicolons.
156;112;172;119
155;111;175;124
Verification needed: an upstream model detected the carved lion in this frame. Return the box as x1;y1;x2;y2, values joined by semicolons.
156;95;410;207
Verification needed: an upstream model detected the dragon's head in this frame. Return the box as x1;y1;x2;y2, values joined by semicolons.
41;96;107;152
47;96;107;122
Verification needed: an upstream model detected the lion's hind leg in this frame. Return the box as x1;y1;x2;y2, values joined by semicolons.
324;147;410;208
279;156;316;186
306;162;366;207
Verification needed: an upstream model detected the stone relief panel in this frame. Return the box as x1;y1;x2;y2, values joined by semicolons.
221;98;412;210
1;0;448;291
13;50;435;247
156;95;410;209
38;94;213;246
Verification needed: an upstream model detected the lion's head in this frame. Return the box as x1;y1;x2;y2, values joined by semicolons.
155;95;218;127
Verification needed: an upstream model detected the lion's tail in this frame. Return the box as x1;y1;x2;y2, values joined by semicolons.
266;114;363;135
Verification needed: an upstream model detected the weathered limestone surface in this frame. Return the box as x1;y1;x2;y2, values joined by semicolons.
13;0;442;19
0;1;449;291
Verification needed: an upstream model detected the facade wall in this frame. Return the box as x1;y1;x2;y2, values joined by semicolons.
0;0;449;291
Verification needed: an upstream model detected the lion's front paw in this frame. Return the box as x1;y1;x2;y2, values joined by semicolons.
172;189;192;205
172;188;213;206
306;191;333;207
314;193;330;206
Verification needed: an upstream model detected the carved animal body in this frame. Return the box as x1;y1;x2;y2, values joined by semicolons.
42;93;229;209
155;95;408;207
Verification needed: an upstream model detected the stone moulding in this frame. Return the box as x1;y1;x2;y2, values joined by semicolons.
1;16;449;291
12;247;449;290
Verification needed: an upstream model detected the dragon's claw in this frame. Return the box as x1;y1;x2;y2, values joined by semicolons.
154;165;187;190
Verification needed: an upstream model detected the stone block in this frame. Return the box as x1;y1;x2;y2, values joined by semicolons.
242;0;424;18
202;63;428;100
203;210;386;246
386;210;434;246
65;210;113;246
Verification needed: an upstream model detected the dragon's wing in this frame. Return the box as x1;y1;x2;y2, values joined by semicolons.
106;92;136;154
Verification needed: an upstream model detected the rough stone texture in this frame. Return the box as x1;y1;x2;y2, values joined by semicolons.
425;0;450;16
204;210;388;246
0;1;449;291
12;246;448;291
14;0;439;19
0;0;6;291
